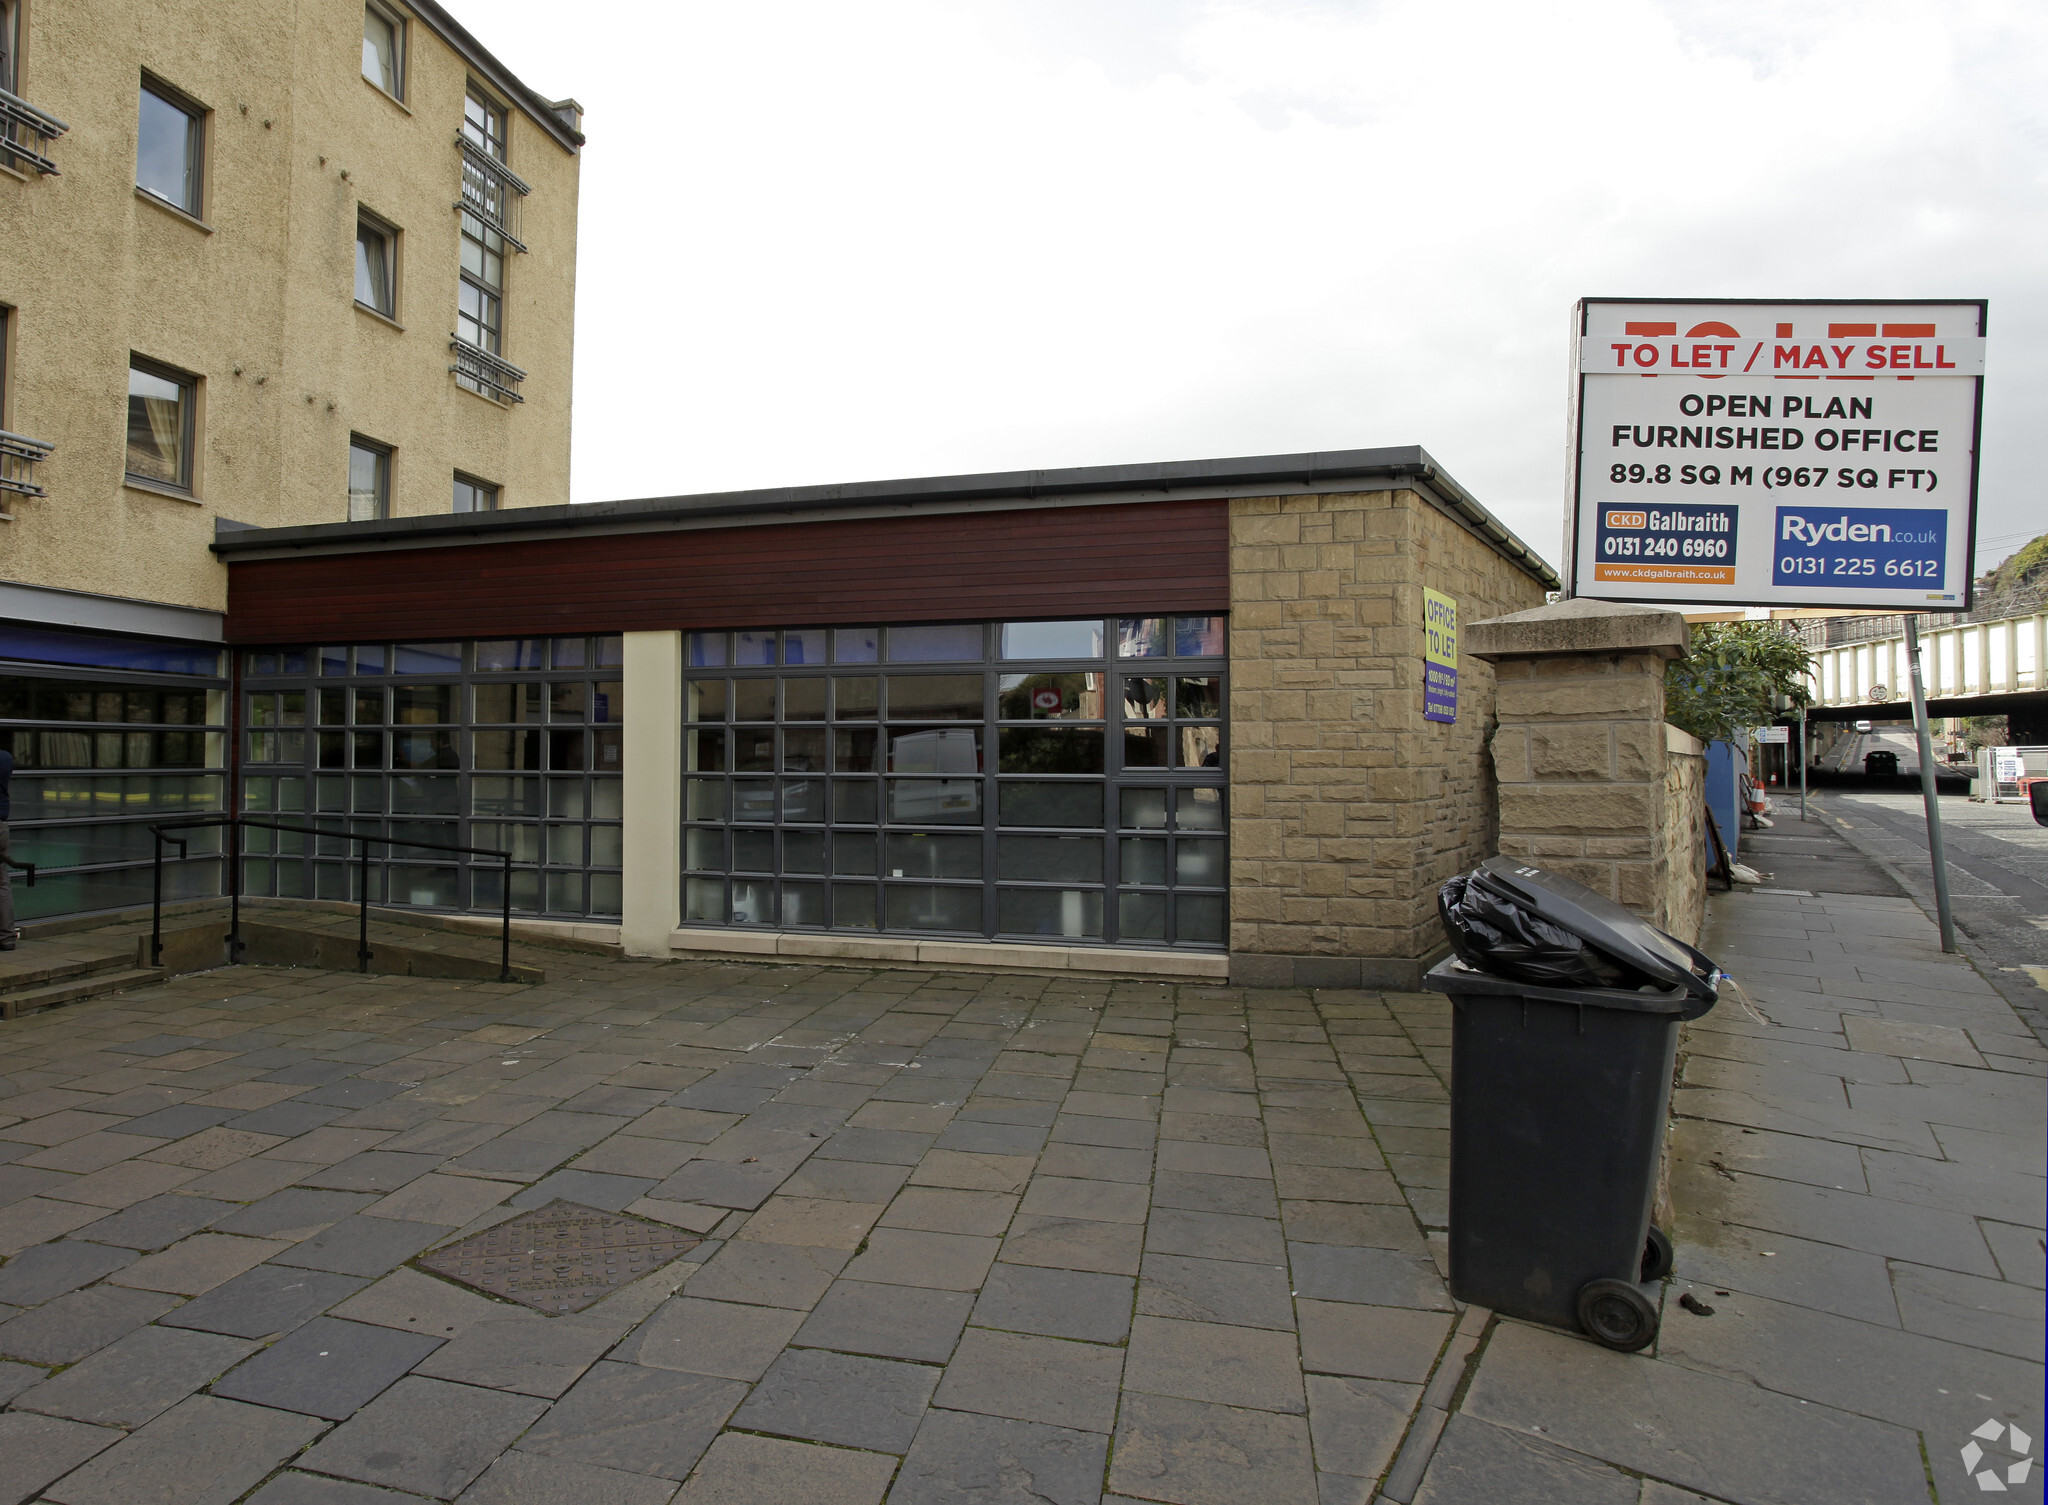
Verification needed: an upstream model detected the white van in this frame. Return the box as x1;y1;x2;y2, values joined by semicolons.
1853;720;1872;733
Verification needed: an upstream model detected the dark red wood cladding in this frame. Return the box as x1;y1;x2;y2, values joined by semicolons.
224;499;1229;644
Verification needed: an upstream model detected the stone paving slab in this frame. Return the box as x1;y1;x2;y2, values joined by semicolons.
1;899;2041;1504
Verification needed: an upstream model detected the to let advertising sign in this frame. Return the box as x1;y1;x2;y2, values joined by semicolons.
1567;300;1985;610
1424;589;1458;723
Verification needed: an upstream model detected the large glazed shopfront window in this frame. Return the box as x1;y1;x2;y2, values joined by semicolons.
0;628;228;921
682;617;1226;949
240;637;623;918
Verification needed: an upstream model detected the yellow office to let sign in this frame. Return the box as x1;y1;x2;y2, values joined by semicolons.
1424;589;1459;668
1424;589;1458;723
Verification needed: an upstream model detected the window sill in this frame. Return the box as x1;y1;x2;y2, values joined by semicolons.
123;476;203;505
668;925;1230;978
135;187;213;233
0;159;27;185
354;302;405;332
363;75;413;115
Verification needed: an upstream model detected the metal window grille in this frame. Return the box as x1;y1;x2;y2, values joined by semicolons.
457;135;527;251
1;429;53;500
0;85;66;175
449;338;526;403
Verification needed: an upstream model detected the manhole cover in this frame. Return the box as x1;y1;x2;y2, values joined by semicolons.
414;1200;700;1314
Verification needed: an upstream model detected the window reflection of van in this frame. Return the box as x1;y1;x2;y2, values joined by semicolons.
889;728;980;775
885;730;981;824
735;781;823;822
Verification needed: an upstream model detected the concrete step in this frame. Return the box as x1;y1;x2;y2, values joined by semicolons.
0;966;169;1020
0;943;142;994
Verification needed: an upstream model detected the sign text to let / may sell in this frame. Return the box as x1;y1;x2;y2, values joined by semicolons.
1424;589;1458;724
1568;301;1984;612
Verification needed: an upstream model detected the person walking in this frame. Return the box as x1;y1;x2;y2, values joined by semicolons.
0;745;15;951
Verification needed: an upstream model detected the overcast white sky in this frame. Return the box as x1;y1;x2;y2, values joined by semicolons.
480;0;2046;578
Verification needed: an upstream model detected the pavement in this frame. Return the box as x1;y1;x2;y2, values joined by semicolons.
0;860;2041;1505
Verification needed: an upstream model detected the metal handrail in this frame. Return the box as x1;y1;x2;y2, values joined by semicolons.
0;85;68;176
4;856;35;888
145;815;514;982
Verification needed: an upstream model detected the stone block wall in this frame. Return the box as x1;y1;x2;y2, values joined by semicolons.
1227;487;1550;988
1468;598;1701;939
1488;649;1674;911
1660;727;1707;945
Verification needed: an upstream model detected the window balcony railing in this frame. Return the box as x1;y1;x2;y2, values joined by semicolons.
457;135;529;252
449;337;527;404
0;429;54;502
0;86;68;176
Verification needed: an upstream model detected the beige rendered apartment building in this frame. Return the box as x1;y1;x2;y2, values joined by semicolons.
0;0;580;919
0;0;582;611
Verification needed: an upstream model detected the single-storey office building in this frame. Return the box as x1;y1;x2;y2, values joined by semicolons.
3;447;1556;987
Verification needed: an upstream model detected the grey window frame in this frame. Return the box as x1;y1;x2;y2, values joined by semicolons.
135;74;204;216
680;618;1228;950
1;0;18;94
462;83;507;162
347;434;391;522
354;209;397;317
239;637;625;918
456;211;505;357
451;472;498;512
362;1;405;100
124;354;197;494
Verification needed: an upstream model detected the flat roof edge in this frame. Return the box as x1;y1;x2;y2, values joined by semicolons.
213;446;1561;588
410;0;584;152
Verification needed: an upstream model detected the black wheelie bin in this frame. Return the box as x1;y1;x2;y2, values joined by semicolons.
1425;856;1720;1352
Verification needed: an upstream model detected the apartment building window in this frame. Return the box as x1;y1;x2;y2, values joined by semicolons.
456;81;527;251
1;0;18;93
355;212;396;317
125;358;195;493
462;86;507;161
1;306;52;504
348;436;390;521
452;473;498;513
1;1;66;178
136;79;203;216
456;213;504;357
362;3;404;99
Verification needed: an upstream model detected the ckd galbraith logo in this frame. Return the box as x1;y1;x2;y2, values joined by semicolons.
1960;1418;2035;1492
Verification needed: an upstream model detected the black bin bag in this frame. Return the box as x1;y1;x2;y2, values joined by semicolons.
1426;857;1719;1352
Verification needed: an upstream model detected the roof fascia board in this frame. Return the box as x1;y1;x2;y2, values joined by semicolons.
0;578;226;642
213;447;1560;588
407;0;583;153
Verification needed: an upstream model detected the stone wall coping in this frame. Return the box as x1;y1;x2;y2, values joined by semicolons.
1666;724;1705;757
1467;596;1689;662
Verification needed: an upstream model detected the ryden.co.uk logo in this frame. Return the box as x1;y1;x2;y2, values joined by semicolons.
1960;1418;2034;1492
